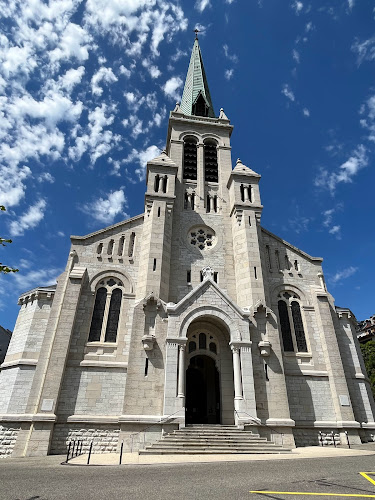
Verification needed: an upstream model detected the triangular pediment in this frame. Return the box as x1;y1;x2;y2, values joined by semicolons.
166;277;250;321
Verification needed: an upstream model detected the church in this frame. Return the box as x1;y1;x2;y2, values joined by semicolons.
1;38;374;457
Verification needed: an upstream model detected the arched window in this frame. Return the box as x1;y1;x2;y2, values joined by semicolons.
97;243;103;255
107;239;114;255
88;278;124;343
277;292;308;353
183;137;197;180
189;341;196;353
204;140;218;182
128;232;136;257
154;174;160;192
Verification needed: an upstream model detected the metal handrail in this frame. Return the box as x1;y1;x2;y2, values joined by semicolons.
234;409;284;446
128;408;184;452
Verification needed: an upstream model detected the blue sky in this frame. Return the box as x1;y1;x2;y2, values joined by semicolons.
0;0;374;330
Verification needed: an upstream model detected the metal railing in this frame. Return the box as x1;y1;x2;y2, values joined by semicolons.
126;409;184;454
319;430;350;448
65;440;84;463
234;409;285;447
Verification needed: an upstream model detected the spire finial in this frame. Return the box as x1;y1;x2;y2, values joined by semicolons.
194;28;199;39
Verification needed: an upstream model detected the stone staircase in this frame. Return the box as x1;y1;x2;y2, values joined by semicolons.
139;425;291;455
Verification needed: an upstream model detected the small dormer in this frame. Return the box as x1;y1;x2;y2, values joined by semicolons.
227;158;262;215
145;150;178;198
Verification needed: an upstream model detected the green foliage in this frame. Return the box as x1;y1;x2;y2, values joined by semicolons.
360;340;375;398
0;205;19;274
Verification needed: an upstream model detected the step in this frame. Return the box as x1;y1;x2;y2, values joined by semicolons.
139;448;291;455
161;438;269;444
169;431;261;437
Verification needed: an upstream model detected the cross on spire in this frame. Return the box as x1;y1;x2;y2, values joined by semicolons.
194;28;200;39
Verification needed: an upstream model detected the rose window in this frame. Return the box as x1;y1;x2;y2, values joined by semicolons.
189;226;216;250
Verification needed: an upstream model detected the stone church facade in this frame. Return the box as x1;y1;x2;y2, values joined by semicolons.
1;39;374;457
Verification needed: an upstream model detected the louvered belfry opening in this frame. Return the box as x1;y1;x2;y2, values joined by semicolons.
183;137;198;180
204;139;218;182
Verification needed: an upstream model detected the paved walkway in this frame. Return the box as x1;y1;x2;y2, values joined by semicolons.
68;444;375;466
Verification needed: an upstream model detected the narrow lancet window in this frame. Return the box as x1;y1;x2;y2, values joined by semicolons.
291;301;307;352
107;239;114;255
88;287;107;342
104;288;122;342
183;137;197;180
240;184;245;202
204;140;218;182
128;232;136;257
154;174;160;192
162;175;167;193
118;236;125;256
278;300;294;352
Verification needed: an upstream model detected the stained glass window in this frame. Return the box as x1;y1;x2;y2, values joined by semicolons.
105;288;122;343
88;287;107;342
278;300;294;352
291;301;308;352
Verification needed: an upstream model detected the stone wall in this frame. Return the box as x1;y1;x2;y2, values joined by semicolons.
0;424;20;457
50;424;120;454
286;375;336;422
293;428;340;447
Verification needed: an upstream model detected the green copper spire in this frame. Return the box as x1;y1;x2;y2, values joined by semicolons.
180;38;215;118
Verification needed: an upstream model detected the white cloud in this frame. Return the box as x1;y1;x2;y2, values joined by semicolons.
302;108;310;117
352;37;375;65
12;267;60;292
171;48;187;62
163;76;183;101
119;65;131;78
315;145;368;193
329;266;358;284
91;66;118;96
347;0;354;9
225;69;234;80
9;199;47;237
49;23;91;68
0;165;31;207
329;225;341;238
142;59;161;79
57;231;65;237
58;66;85;92
69;104;120;164
124;145;161;181
194;23;207;36
292;49;300;64
81;189;127;224
84;0;187;56
223;44;238;63
282;84;295;102
38;172;55;183
305;22;314;33
195;0;211;12
291;1;303;14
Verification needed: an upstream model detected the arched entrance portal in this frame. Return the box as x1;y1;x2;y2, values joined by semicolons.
184;322;235;425
186;355;220;424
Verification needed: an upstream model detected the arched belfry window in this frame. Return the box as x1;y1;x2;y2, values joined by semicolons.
277;292;308;353
183;137;197;180
204;139;218;182
88;278;124;343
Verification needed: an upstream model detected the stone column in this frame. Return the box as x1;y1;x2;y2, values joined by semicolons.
231;345;243;400
177;344;186;399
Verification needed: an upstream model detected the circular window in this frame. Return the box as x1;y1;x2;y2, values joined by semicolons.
189;226;216;251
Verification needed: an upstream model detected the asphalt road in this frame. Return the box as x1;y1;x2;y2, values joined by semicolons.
1;452;375;500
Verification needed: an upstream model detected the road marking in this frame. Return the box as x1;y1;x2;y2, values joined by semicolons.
250;472;375;498
361;474;375;487
249;491;375;498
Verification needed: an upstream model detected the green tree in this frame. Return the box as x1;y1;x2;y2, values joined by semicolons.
0;205;19;274
360;340;375;399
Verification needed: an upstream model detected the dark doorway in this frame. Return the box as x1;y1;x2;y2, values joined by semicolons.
185;355;220;424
